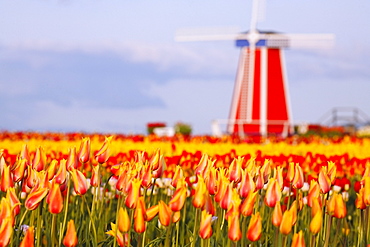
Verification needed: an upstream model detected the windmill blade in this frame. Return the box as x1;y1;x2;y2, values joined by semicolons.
175;26;241;42
265;33;335;49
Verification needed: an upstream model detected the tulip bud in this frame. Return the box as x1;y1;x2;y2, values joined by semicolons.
20;226;35;247
95;136;113;164
69;169;88;195
78;137;91;163
47;180;64;214
63;220;78;247
291;230;306;247
199;210;212;239
118;207;131;232
247;212;262;242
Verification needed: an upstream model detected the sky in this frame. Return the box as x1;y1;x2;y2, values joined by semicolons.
0;0;369;135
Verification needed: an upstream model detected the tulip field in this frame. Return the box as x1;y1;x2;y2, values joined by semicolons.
1;132;370;247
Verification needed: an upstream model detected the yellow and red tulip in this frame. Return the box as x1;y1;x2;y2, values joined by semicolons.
247;212;262;242
63;220;78;247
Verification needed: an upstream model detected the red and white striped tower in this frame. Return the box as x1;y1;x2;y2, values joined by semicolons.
227;32;292;137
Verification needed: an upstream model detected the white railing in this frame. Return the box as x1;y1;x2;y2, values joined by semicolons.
211;119;294;138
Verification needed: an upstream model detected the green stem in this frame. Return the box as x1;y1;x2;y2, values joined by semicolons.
59;176;71;246
82;196;98;247
51;214;57;247
190;208;200;247
323;215;332;247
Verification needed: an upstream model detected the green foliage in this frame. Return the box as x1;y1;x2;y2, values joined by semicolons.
174;122;192;136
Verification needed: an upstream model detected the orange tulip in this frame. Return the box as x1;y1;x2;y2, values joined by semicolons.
25;187;49;210
195;154;209;177
0;217;13;247
172;211;181;223
95;136;112;164
55;159;67;185
280;207;294;235
90;165;100;187
264;178;281;208
318;168;331;194
310;209;322;234
272;201;282;227
146;205;159;221
240;191;257;217
311;198;321;217
63;220;78;247
199;210;212;239
152;155;166;179
215;174;228;203
239;170;255;198
205;167;218;195
192;175;207;208
0;198;15;227
291;230;306;247
19;144;30;162
228;212;242;241
69;168;88;195
77;137;91;163
118;207;130;232
134;197;146;233
355;188;367;210
292;164;304;190
274;166;284;190
203;192;216;216
363;176;370;206
229;157;242;183
141;164;153;189
12;158;27;183
171;165;184;188
47;180;64;214
333;193;347;219
125;178;142;209
169;185;187;212
32;146;46;172
307;180;320;207
46;159;58;181
20;226;34;247
0;158;13;192
106;223;125;247
286;162;295;183
247;212;262;242
220;182;233;210
6;188;20;216
66;147;78;171
158;200;172;227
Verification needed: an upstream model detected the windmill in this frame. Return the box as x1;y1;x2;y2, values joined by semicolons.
176;0;334;137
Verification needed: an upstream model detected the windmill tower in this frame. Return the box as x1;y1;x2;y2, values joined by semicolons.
177;0;334;137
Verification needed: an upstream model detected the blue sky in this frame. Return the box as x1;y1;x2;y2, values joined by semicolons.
0;0;369;134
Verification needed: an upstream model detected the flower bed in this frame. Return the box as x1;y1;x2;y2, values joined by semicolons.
0;132;370;246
